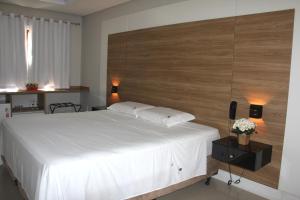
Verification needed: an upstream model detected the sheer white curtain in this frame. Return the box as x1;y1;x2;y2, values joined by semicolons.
29;17;70;89
0;13;27;90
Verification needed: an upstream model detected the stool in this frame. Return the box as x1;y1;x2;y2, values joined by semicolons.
49;102;81;114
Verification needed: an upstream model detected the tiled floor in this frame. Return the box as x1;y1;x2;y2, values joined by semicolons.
158;178;267;200
0;166;266;200
0;166;23;200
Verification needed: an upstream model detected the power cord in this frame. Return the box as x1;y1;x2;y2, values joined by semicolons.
227;162;245;185
227;118;245;185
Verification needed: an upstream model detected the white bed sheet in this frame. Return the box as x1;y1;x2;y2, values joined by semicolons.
0;110;219;200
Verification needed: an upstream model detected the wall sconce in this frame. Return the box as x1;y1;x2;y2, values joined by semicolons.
249;104;263;119
111;85;118;94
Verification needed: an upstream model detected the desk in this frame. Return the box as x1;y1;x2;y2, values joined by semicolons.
1;86;89;114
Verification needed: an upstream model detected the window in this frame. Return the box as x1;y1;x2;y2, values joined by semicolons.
25;25;33;71
0;15;71;91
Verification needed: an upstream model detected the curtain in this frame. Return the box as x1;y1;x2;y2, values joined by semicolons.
29;17;70;89
0;13;27;90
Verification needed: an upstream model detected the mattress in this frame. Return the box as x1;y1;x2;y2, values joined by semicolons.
0;110;219;200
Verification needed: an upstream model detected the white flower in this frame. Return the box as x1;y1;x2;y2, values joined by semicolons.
232;118;256;134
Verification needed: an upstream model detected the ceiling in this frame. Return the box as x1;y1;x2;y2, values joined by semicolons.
0;0;131;16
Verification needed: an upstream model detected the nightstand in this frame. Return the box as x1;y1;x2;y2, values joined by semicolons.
91;106;107;111
212;136;272;171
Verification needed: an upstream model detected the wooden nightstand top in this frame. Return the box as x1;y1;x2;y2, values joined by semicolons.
213;136;272;153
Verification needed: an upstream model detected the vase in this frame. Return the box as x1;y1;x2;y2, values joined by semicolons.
238;134;250;145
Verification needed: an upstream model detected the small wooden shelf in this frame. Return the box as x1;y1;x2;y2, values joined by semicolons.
0;86;89;95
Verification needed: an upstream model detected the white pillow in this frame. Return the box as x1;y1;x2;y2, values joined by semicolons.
137;107;195;127
107;101;154;117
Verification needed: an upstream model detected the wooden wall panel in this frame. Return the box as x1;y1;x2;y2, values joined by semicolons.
107;10;294;188
107;18;235;135
107;33;127;103
227;10;294;188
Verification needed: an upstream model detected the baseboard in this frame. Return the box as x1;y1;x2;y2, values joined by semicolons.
213;169;282;200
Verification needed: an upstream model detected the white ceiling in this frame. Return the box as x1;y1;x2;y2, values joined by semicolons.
0;0;131;16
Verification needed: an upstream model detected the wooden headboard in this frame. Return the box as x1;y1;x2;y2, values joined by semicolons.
107;10;294;188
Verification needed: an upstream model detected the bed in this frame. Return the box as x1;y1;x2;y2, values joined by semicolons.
0;110;219;200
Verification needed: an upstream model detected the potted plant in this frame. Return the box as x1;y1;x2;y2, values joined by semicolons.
25;83;39;91
232;118;256;145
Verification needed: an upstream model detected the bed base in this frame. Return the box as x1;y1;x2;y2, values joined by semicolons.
129;156;219;200
2;155;219;200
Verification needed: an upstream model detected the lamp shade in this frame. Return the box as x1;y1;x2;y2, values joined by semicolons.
249;104;263;118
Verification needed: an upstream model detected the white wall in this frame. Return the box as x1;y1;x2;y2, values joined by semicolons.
81;13;102;106
0;2;81;24
82;0;300;199
0;2;82;86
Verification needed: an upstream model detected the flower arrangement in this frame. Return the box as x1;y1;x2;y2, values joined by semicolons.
232;118;256;135
25;83;38;91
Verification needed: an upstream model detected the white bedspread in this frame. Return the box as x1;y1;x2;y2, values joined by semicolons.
0;110;219;200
